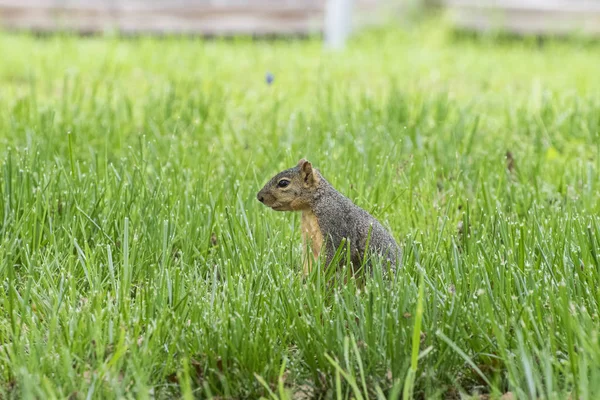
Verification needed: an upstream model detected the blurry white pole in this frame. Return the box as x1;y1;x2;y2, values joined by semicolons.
324;0;354;50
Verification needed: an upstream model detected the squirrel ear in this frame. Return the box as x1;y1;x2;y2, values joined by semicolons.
299;159;319;186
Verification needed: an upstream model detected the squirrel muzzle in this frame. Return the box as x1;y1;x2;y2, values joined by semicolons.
256;187;289;211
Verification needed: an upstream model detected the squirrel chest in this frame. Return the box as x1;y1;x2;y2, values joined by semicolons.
301;210;323;274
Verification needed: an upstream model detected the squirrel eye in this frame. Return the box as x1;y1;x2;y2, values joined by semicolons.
277;179;290;188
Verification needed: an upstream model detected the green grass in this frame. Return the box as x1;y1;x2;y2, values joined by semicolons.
2;18;600;399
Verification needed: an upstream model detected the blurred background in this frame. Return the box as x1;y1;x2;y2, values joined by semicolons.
0;0;598;43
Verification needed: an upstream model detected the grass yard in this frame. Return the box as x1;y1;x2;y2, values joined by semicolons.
2;17;600;399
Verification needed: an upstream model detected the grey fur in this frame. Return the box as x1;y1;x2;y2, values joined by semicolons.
310;172;401;272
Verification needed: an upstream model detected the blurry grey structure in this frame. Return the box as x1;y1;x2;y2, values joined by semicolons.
0;0;395;40
324;0;354;49
445;0;600;35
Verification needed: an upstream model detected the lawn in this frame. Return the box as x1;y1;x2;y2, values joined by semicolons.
1;17;600;399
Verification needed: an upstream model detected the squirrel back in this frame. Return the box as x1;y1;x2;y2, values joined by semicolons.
257;159;401;274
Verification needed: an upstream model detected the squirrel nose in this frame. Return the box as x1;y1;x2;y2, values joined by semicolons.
257;194;265;203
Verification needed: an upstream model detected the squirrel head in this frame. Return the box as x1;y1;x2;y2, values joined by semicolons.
257;158;321;211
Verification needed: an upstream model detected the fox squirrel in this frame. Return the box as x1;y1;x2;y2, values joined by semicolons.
257;158;401;275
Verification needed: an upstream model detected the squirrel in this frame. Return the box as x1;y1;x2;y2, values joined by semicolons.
257;158;401;275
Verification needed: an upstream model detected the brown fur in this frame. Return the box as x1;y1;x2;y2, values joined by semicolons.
301;209;324;275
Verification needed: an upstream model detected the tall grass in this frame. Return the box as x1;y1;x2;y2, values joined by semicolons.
1;20;600;398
